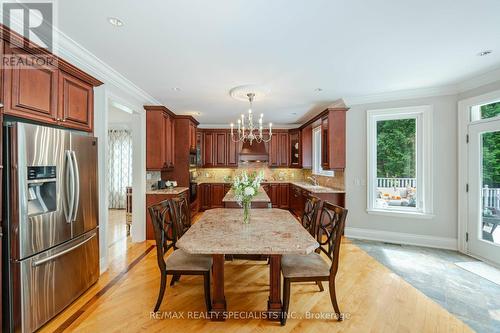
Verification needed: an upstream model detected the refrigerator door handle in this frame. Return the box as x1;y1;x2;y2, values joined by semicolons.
31;232;97;267
70;150;80;222
65;150;76;223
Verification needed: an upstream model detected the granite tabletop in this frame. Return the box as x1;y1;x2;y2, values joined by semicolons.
222;186;271;203
177;208;319;255
146;187;189;195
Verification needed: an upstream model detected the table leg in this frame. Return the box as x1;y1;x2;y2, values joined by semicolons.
211;254;226;321
267;254;282;321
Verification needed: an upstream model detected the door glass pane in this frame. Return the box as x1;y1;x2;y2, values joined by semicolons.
375;119;417;210
481;130;500;244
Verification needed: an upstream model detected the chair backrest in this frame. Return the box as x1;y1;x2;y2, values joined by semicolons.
169;195;192;241
301;194;322;236
316;201;348;277
148;199;177;271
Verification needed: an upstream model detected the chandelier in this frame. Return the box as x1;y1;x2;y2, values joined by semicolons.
230;93;272;145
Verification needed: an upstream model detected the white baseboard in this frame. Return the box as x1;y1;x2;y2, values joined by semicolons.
345;227;458;250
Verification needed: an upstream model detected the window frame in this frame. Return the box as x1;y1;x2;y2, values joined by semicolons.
366;105;433;217
312;125;334;177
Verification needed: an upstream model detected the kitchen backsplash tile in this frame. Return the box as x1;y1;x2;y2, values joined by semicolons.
303;169;345;190
146;171;162;190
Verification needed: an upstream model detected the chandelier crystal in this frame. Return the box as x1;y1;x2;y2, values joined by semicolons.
230;93;272;145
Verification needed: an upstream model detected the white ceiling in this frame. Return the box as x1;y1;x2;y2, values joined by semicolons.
57;0;500;125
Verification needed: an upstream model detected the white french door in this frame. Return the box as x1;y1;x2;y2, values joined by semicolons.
468;118;500;266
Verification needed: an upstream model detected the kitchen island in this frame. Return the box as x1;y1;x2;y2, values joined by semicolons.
222;186;271;208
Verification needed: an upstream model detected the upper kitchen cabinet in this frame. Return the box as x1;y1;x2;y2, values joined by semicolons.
189;122;197;152
268;131;289;167
2;43;59;124
58;71;94;131
201;129;239;168
145;105;176;171
289;129;301;168
301;126;312;169
1;27;102;132
321;108;348;170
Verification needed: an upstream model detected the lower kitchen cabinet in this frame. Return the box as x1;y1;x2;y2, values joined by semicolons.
145;190;188;240
198;183;231;210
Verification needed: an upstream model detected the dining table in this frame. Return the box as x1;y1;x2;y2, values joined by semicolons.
176;208;319;321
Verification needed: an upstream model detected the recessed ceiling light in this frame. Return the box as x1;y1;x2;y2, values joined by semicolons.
107;17;124;27
291;112;297;115
314;88;323;92
477;50;493;56
171;87;181;92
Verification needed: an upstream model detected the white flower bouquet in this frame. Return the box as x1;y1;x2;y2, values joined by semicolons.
232;170;264;223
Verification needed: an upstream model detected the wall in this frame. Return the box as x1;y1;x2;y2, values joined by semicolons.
345;94;459;249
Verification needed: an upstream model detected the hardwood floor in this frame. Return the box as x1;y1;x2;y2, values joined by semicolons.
39;212;472;333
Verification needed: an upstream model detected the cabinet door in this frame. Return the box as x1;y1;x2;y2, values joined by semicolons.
321;117;330;169
58;71;93;132
279;184;289;208
211;184;225;208
164;114;175;169
146;111;166;170
214;132;227;166
3;45;58;124
268;135;280;167
289;130;301;168
270;184;280;207
203;133;214;167
227;135;238;167
196;131;203;166
189;122;196;151
279;133;289;167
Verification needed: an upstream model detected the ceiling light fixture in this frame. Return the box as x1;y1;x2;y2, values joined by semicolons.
171;87;181;92
107;17;124;27
314;88;323;92
477;50;493;56
230;93;272;145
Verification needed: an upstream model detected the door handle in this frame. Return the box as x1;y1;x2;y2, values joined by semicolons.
71;151;80;221
32;233;96;267
65;151;75;223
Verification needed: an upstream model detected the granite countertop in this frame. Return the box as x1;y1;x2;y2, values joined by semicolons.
177;208;319;255
146;187;189;195
290;182;345;194
222;186;271;203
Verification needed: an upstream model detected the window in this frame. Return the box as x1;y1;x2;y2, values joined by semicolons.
471;100;500;121
367;106;433;216
312;126;334;176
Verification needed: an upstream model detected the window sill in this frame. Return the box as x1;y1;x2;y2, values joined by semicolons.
366;209;435;219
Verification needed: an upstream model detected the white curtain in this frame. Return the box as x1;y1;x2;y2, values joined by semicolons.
108;129;133;209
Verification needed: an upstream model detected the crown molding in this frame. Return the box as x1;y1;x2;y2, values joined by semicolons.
344;66;500;106
52;27;160;105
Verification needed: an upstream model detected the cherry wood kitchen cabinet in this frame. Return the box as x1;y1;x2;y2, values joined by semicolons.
145;106;175;171
1;28;102;132
301;126;312;169
226;135;239;167
58;70;94;131
203;132;214;167
289;129;301;168
199;183;231;210
189;121;197;152
214;132;227;166
196;130;203;166
268;131;289;167
279;183;290;208
321;108;347;170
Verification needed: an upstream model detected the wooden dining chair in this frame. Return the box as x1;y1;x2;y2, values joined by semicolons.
301;194;322;236
149;198;212;313
280;201;348;325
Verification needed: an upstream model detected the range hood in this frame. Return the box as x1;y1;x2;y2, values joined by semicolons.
239;140;269;162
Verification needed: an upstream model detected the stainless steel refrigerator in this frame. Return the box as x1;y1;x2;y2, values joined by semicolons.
2;122;99;332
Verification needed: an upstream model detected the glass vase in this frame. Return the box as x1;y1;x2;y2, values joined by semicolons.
242;200;251;224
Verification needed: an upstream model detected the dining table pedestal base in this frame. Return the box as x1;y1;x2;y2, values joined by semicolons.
267;254;283;321
211;254;227;321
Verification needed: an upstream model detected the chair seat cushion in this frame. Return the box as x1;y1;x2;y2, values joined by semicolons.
165;249;212;271
281;253;330;278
